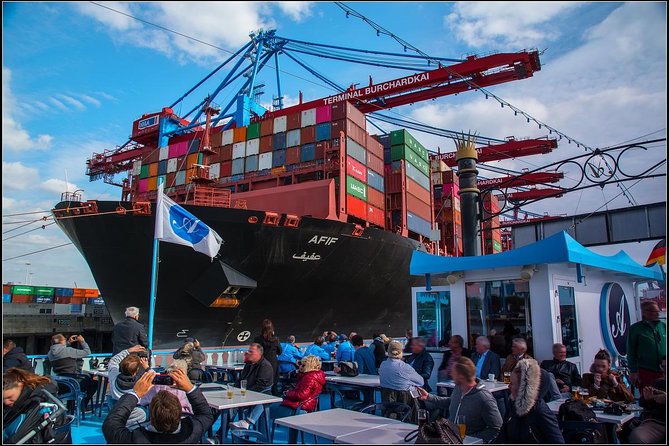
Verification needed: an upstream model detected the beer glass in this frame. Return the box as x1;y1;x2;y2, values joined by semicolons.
456;415;466;439
503;372;511;384
579;387;589;402
571;386;580;400
226;385;234;399
240;380;247;396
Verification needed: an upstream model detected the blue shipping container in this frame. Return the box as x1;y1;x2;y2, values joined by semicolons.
286;129;301;148
273;132;287;151
405;162;430;190
245;155;258;172
367;170;384;192
407;211;432;238
158;160;168;175
3;294;11;303
384;148;392;164
231;158;245;175
54;288;74;296
300;143;316;162
70;304;83;314
316;122;331;142
272;149;286;167
187;138;201;154
376;134;392;149
89;297;105;306
34;295;53;304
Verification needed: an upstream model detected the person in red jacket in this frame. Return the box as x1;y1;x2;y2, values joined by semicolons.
270;355;326;442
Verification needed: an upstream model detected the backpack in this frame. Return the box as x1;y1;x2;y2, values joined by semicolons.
404;417;463;444
558;399;597;422
338;361;359;377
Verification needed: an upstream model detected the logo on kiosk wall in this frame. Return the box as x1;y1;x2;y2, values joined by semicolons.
599;282;631;358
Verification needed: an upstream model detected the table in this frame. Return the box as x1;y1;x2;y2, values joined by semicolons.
335;422;483;444
437;380;509;394
204;363;245;384
202;386;282;443
84;369;109;417
325;372;381;405
548;398;637;443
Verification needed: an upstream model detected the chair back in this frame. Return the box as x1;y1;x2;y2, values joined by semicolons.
52;376;82;401
260;385;273;395
295;394;321;413
361;402;412;422
53;414;75;443
380;387;417;423
231;429;268;444
559;420;607;444
189;368;213;384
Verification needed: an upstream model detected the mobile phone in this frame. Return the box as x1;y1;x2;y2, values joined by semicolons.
152;374;174;386
409;388;420;399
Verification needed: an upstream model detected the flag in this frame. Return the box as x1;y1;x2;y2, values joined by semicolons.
646;239;666;266
155;183;223;259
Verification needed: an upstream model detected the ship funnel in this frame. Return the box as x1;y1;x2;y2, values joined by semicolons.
186;260;257;308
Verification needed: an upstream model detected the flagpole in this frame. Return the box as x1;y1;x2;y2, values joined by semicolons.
147;178;164;352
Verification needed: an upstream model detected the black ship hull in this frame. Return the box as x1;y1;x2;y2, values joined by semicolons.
54;201;424;350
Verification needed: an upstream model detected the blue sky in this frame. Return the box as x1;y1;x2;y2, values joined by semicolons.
2;2;666;287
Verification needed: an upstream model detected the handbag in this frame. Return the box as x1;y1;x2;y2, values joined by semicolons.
404;417;463;444
603;402;628;416
338;361;359;377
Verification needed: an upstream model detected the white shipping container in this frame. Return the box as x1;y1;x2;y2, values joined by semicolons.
301;108;316;127
246;138;260;156
273;116;287;133
232;142;246;159
54;304;71;315
259;152;273;170
209;163;221;180
159;146;170;161
132;160;142;176
222;129;234;145
167;158;178;173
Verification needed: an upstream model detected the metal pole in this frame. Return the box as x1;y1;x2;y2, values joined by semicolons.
274;52;283;109
25;262;30;284
456;134;481;256
147;178;163;351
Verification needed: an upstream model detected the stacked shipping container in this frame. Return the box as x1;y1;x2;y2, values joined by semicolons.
432;167;463;256
481;193;502;254
3;284;103;305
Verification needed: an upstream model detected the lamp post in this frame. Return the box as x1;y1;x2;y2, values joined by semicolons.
24;262;31;285
455;133;481;257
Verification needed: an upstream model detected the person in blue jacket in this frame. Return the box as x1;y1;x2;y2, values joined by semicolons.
336;334;355;362
321;331;338;357
352;335;377;375
277;335;303;373
304;336;330;361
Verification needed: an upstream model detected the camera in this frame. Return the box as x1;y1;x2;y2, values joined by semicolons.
409;388;420;399
152;374;173;386
136;350;149;358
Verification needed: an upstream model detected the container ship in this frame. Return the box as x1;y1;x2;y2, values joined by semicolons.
53;32;548;349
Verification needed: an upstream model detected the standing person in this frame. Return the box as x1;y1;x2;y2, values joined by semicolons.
494;358;565;444
437;335;472;381
335;334;355;362
416;357;503;443
501;338;533;374
540;343;581;396
471;336;502;380
112;306;148;355
173;338;207;380
3;340;33;373
47;333;97;410
253;319;282;396
352;335;377;375
277;336;303;373
230;343;274;430
581;349;635;403
627;301;666;390
370;334;386;368
405;337;434;391
304;336;330;361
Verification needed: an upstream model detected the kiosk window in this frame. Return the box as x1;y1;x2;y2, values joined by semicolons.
558;285;580;357
416;291;451;348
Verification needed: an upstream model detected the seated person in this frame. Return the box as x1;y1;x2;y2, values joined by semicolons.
437;335;472;382
3;367;63;443
501;337;533;374
352;335;377;375
277;336;303;374
321;331;338;357
172;338;206;380
379;341;424;392
47;333;96;410
335;334;355;363
540;343;581;396
417;357;502;442
270;355;326;442
471;336;501;381
230;343;274;430
3;340;33;374
102;369;214;444
581;349;634;403
539;368;562;403
629;356;665;444
140;360;193;416
108;345;151;428
405;337;434;391
304;336;330;361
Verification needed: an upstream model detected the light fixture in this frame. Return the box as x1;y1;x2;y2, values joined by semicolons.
446;271;463;285
520;265;536;280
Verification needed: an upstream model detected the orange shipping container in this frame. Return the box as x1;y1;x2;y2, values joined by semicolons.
187;153;198;168
185;167;196;184
148;163;158;177
233;127;247;143
367;205;385;228
406;177;431;204
84;289;98;297
70;297;86;305
147;177;157;191
260;119;274;136
346;194;367;220
11;294;33;303
367;187;385;210
259;136;273;153
55;296;71;304
72;288;87;297
406;193;433;221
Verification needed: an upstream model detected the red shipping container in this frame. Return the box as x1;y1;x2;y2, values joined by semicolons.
260;118;274;136
316;105;331;124
11;294;32;303
330;119;366;146
3;285;10;294
367;205;385;228
367;153;384;176
330;119;345;139
347;194;367;220
406;176;431;204
346;156;367;183
166;172;176;187
300;126;316;144
331;101;366;130
286;112;301;130
55;296;71;304
286;147;300;165
210;131;223;147
71;297;86;305
315;142;326;159
233;127;246;143
367;187;384;209
259;136;273;153
220;161;232;177
385;171;404;194
366;135;384;159
407;193;433;221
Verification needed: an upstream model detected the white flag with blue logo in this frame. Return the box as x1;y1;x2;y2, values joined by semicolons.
155;183;223;259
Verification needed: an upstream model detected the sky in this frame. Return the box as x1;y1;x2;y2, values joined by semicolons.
2;1;666;288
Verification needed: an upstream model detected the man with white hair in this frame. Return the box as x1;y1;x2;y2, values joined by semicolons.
112;306;149;355
501;337;532;374
471;336;502;380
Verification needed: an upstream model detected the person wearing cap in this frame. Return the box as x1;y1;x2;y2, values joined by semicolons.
335;334;355;362
379;341;424;391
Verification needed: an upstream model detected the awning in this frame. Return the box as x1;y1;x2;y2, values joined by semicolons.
410;231;664;281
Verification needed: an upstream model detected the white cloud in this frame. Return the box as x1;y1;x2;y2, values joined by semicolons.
40;179;80;195
446;2;583;48
79;94;102;107
2;162;41;190
49;97;69;111
2;67;54;152
96;91;117;101
56;94;86;111
276;2;314;22
73;2;140;31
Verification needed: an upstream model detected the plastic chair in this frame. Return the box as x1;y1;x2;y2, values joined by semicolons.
330;385;368;411
230;429;268;444
53;414;75;444
189;368;213;384
361;402;412;422
270;394;321;443
559;420;608;444
53;376;86;427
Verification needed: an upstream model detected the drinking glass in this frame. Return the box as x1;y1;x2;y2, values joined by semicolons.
456;415;466;439
488;373;496;382
571;386;580;400
417;409;428;426
226;385;234;399
503;372;511;384
240;380;247;396
579;388;589;402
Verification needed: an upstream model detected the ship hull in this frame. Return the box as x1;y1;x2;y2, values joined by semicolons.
54;201;424;349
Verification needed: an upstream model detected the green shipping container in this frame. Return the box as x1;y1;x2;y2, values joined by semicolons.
390;130;428;160
34;287;54;296
246;122;260;140
390;145;430;177
493;240;502;252
11;285;36;295
346;176;368;201
140;164;150;179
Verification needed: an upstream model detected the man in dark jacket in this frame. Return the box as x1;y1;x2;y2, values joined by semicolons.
371;334;386;368
112;306;148;355
102;368;213;444
405;337;434;391
3;340;33;373
471;336;502;380
230;343;274;430
540;343;581;395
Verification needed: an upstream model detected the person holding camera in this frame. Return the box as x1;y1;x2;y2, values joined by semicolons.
47;333;96;410
108;345;151;428
172;338;206;380
139;360;193;416
102;368;214;443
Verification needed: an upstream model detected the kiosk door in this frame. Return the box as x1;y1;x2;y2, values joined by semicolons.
554;281;583;373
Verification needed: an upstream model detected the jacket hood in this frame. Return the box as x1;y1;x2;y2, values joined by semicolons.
310;369;326;386
6;346;26;356
115;366;146;392
513;358;541;416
